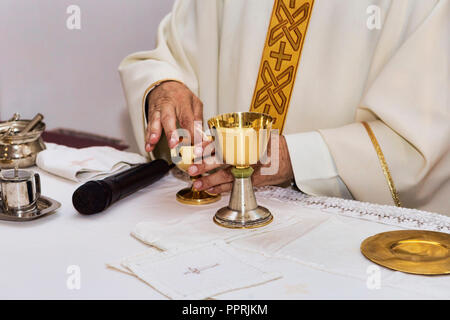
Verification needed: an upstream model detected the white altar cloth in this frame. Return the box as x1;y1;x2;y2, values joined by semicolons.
0;167;448;300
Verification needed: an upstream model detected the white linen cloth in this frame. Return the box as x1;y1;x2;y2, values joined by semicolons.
235;188;450;298
115;241;281;300
131;170;329;252
36;143;147;182
112;171;450;299
132;199;327;253
131;171;450;253
257;216;450;299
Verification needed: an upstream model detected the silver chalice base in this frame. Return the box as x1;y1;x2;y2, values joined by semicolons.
213;167;273;229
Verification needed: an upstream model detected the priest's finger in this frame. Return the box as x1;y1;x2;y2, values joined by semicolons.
177;102;196;144
160;104;179;149
146;110;162;152
251;167;269;187
192;96;203;123
187;161;225;176
193;136;216;159
206;182;232;195
192;167;233;191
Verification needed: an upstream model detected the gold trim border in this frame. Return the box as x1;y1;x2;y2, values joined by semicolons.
362;121;402;207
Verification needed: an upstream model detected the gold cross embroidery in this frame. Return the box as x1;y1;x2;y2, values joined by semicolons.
270;41;292;71
250;0;315;133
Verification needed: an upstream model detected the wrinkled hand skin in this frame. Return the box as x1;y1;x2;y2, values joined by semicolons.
145;81;203;153
146;80;294;194
188;135;294;194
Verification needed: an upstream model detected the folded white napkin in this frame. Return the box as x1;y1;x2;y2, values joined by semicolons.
131;196;328;253
36;143;147;182
117;241;281;300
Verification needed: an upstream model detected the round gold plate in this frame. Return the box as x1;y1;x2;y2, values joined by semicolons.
176;187;221;205
361;230;450;275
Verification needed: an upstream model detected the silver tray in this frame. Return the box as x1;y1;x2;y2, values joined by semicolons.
0;196;61;221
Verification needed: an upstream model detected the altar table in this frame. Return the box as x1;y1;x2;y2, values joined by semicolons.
0;168;448;300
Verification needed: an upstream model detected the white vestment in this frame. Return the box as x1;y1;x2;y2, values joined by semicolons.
119;0;449;215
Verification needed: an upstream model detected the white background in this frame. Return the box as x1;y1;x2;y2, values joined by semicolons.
0;0;174;152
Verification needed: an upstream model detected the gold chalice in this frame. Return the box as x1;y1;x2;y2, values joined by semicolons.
208;112;273;228
171;145;221;205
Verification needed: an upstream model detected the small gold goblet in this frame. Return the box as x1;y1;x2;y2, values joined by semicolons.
208;112;273;228
171;145;221;205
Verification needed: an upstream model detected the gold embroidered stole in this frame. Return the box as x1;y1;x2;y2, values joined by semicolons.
249;0;314;133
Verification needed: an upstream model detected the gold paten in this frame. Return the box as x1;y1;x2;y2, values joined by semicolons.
208;112;274;229
172;145;220;206
361;230;450;275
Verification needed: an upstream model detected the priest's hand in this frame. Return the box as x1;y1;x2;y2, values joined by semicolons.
145;81;203;152
187;135;294;193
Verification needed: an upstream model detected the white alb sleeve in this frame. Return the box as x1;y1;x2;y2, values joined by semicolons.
284;131;353;199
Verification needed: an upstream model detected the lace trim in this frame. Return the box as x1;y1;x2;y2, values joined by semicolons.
255;186;450;233
171;169;450;232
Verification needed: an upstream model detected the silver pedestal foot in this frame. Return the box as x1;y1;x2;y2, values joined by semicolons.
213;167;273;229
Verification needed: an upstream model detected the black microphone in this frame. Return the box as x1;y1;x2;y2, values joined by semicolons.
72;159;173;215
